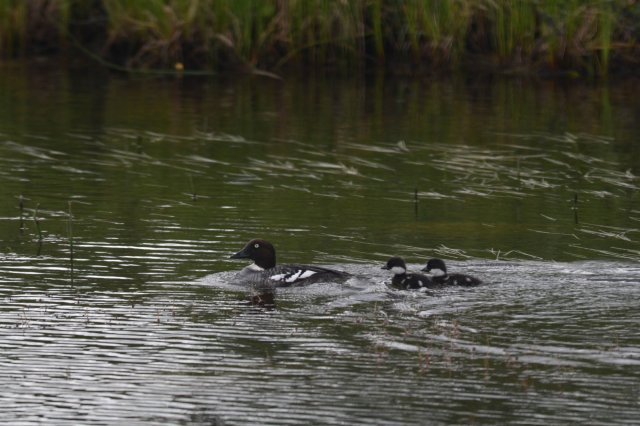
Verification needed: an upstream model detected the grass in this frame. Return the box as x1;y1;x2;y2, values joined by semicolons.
0;0;27;55
0;0;71;56
0;0;638;76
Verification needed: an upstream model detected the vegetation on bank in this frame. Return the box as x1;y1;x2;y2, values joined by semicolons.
1;0;639;76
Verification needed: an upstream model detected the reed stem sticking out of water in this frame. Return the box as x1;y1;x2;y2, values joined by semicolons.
68;201;74;281
33;203;42;240
188;174;197;201
19;194;24;233
33;203;43;255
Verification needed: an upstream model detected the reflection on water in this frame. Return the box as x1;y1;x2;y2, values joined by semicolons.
0;63;639;424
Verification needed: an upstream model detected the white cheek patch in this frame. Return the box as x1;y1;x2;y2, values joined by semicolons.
248;263;264;271
430;268;445;277
391;266;406;275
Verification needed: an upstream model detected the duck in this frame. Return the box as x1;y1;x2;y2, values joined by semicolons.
421;258;482;286
382;257;437;290
230;239;350;286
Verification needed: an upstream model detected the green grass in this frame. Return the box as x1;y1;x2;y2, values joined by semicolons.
0;0;638;76
0;0;27;55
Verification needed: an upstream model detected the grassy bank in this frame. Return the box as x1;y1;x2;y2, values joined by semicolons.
1;0;639;76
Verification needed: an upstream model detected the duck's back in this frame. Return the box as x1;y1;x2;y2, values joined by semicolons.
451;273;482;286
239;263;350;286
434;273;481;287
392;272;437;290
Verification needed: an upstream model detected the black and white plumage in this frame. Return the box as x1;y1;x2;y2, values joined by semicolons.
230;239;350;286
421;258;482;286
382;257;436;290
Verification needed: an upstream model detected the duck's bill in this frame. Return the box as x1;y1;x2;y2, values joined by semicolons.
230;248;250;259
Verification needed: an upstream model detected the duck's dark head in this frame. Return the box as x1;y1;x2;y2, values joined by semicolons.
382;257;407;275
230;239;276;269
422;258;447;276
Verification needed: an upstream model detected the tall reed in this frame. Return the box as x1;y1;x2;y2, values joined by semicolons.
0;0;27;56
0;0;636;76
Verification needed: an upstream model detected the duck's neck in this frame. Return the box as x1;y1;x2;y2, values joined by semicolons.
255;258;276;269
246;263;265;271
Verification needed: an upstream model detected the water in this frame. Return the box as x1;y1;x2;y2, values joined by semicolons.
0;62;639;424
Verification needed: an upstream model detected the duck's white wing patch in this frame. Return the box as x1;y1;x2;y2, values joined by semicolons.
284;270;318;283
299;270;318;279
269;273;287;281
269;269;318;283
285;270;303;283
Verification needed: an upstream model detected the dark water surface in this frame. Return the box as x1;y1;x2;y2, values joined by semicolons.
1;62;639;424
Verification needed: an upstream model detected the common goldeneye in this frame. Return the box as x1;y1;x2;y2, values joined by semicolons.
230;239;350;286
382;257;436;290
421;258;482;286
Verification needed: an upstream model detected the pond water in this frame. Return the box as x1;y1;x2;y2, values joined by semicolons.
0;62;639;424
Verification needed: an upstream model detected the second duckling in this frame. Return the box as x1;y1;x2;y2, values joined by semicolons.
422;258;482;286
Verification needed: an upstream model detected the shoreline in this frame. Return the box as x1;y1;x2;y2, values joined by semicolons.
1;1;638;78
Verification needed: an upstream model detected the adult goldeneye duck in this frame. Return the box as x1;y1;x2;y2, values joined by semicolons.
421;258;482;286
230;239;350;286
382;257;436;290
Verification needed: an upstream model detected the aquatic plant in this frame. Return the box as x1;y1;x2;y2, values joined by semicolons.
0;0;638;76
0;0;27;55
0;0;71;56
